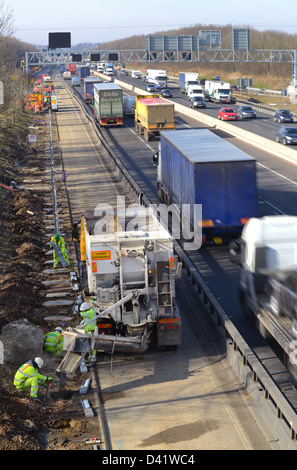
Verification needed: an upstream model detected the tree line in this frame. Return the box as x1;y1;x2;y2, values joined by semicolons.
0;1;37;112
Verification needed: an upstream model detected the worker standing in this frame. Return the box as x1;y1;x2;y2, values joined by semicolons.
43;327;64;357
14;357;53;399
51;233;70;268
79;302;97;363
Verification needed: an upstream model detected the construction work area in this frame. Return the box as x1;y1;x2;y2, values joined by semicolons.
0;109;102;450
0;71;285;451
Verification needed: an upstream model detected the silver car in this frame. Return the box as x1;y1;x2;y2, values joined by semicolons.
237;106;256;119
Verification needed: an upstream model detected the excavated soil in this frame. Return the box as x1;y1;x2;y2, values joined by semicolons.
0;113;99;451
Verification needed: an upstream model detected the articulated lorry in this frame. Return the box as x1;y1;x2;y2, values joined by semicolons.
83;77;102;104
153;128;257;245
93;82;123;126
230;215;297;337
145;69;167;89
179;72;199;94
135;95;175;141
78;66;90;81
57;207;182;374
204;80;231;103
68;63;77;74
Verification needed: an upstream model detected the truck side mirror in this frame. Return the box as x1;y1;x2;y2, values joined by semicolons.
153;151;159;166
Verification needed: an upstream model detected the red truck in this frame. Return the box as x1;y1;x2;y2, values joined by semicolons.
68;63;77;74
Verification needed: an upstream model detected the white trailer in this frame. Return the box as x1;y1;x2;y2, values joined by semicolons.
205;80;231;103
179;72;199;94
230;215;297;336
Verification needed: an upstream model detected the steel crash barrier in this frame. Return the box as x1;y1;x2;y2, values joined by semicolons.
61;73;297;449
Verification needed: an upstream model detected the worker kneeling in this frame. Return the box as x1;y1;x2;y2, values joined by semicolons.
51;233;70;269
79;302;97;364
43;327;64;357
14;357;53;399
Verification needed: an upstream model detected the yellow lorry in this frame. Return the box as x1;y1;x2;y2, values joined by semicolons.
135;95;175;141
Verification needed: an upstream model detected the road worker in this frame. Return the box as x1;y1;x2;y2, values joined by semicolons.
14;357;53;399
43;327;64;357
51;233;70;269
79;302;97;363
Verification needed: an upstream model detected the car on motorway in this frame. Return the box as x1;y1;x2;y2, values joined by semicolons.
237;106;257;119
190;96;206;109
146;84;156;92
218;107;238;121
161;88;173;98
275;126;297;145
274;109;294;123
120;70;128;76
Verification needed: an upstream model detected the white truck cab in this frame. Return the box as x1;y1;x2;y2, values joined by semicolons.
187;84;204;100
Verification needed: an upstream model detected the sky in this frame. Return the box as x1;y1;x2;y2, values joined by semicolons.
6;0;297;46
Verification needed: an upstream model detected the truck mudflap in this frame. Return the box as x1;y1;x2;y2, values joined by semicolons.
157;316;182;348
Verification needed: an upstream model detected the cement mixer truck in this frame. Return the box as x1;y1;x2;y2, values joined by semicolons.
58;206;182;375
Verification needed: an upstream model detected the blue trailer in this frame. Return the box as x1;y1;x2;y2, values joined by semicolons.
83;77;102;104
59;65;65;73
154;128;257;245
78;66;90;80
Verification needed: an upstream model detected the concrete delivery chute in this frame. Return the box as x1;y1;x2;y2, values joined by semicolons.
58;206;182;373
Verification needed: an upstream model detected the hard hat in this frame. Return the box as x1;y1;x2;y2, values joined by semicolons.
80;302;90;311
55;327;62;333
34;357;44;368
54;234;60;243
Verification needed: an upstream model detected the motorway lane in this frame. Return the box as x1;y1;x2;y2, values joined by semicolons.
117;72;297;147
72;76;297;329
53;78;135;219
70;74;297;403
98;276;273;451
53;73;275;451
